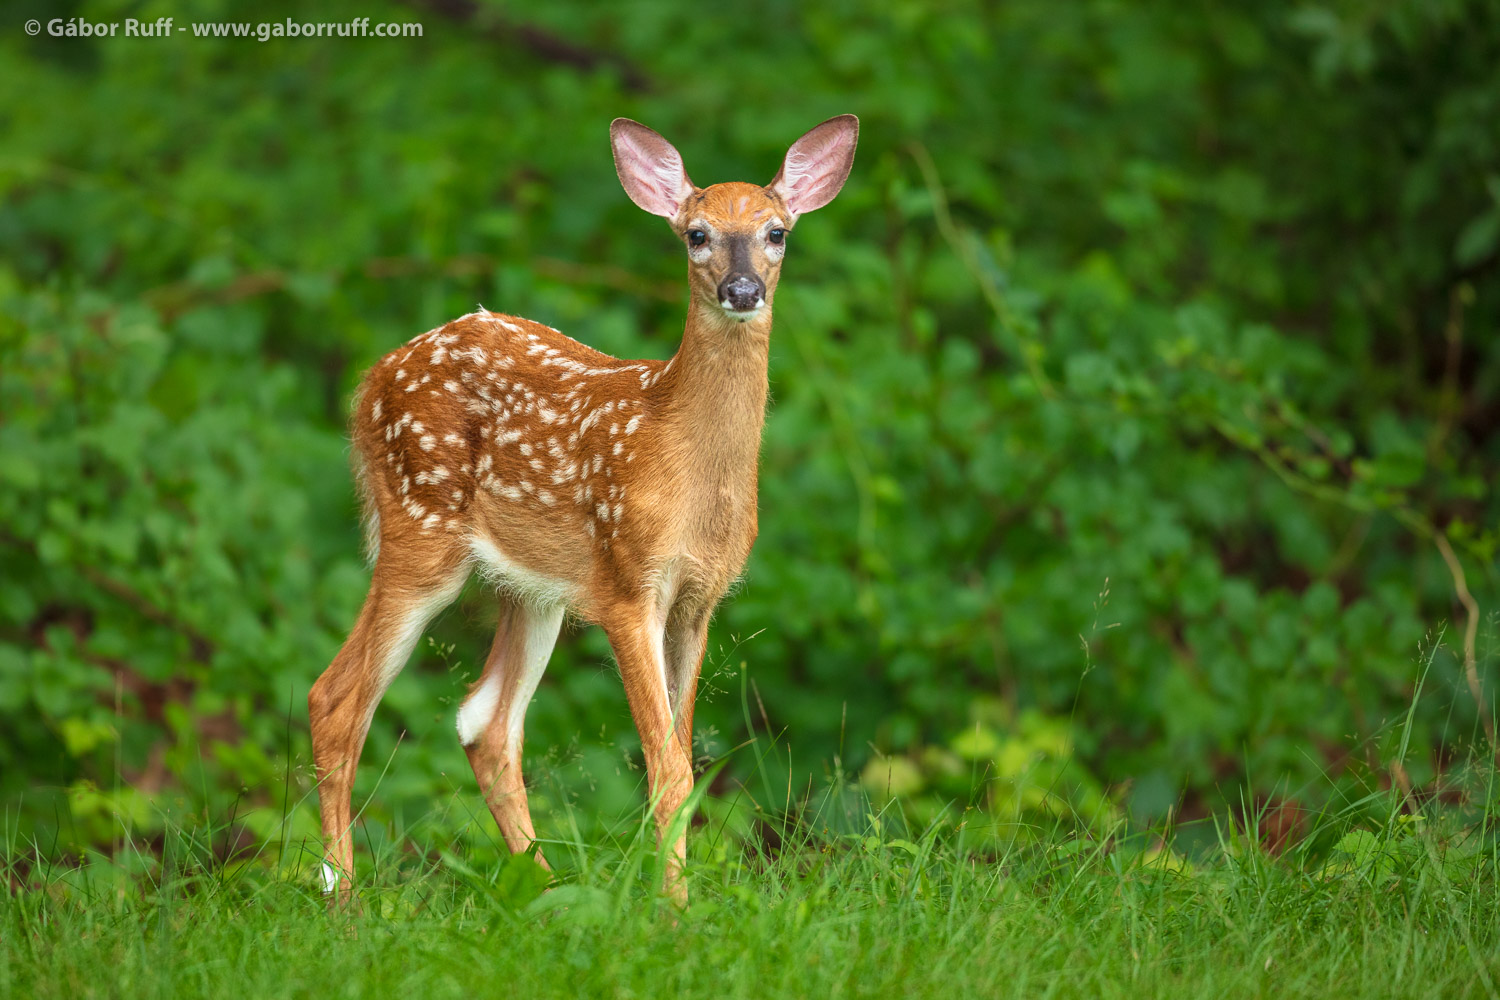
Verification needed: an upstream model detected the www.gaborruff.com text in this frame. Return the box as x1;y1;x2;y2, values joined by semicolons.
37;17;424;41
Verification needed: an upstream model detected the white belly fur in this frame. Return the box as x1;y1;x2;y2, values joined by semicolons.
466;533;578;608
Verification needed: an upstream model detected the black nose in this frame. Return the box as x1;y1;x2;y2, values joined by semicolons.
717;274;765;312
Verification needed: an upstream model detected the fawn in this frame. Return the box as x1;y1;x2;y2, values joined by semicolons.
308;114;858;901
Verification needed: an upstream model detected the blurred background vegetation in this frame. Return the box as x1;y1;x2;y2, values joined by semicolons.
1;0;1497;867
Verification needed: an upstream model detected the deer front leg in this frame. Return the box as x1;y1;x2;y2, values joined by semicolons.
459;597;563;865
603;605;695;904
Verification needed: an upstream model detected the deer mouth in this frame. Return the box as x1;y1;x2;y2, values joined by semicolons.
717;267;766;320
720;301;765;322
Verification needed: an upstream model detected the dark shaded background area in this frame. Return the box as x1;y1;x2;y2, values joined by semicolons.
1;0;1496;858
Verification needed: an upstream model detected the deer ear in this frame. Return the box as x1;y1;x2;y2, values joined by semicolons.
610;118;695;219
769;114;859;221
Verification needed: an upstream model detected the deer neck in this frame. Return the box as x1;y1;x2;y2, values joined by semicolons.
657;299;772;491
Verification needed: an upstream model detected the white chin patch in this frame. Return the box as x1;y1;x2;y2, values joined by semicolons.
720;299;765;322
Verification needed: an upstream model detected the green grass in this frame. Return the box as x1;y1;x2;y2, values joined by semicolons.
4;802;1497;1000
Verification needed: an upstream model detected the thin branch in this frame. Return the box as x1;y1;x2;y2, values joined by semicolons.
0;531;216;662
908;143;1055;398
411;0;653;92
141;253;678;321
76;565;216;664
1432;531;1493;753
1205;419;1494;756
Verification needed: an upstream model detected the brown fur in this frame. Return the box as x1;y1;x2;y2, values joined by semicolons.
309;118;855;905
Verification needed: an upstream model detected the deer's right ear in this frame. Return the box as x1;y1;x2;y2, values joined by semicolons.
610;118;695;219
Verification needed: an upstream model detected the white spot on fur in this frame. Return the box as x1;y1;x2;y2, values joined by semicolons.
456;599;566;746
456;673;501;748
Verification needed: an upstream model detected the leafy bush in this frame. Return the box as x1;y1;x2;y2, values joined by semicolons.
862;700;1121;847
0;0;1496;857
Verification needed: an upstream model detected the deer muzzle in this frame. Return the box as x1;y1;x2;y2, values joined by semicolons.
718;274;765;316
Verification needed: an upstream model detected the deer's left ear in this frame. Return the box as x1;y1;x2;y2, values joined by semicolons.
769;114;859;222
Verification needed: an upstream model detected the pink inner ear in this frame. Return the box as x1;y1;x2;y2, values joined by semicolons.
775;120;857;217
613;126;690;218
782;162;842;212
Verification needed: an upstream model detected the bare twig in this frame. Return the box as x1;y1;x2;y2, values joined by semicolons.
141;253;678;322
1426;284;1470;459
908;143;1055;397
1;529;216;662
1432;531;1492;751
411;0;653;92
77;565;216;662
1204;420;1493;755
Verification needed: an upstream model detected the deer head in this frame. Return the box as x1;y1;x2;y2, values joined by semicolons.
610;114;859;323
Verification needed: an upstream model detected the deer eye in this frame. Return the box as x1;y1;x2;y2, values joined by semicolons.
768;228;786;245
687;230;707;247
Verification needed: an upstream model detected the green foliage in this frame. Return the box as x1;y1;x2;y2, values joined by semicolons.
862;700;1121;846
1;0;1498;859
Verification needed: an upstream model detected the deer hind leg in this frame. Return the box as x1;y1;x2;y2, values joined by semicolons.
458;596;564;865
663;606;711;759
603;604;695;903
308;551;469;900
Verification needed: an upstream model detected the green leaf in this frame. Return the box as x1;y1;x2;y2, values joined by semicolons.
1454;208;1500;267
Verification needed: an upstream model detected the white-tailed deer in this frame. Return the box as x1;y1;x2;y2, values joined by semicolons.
308;114;858;902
